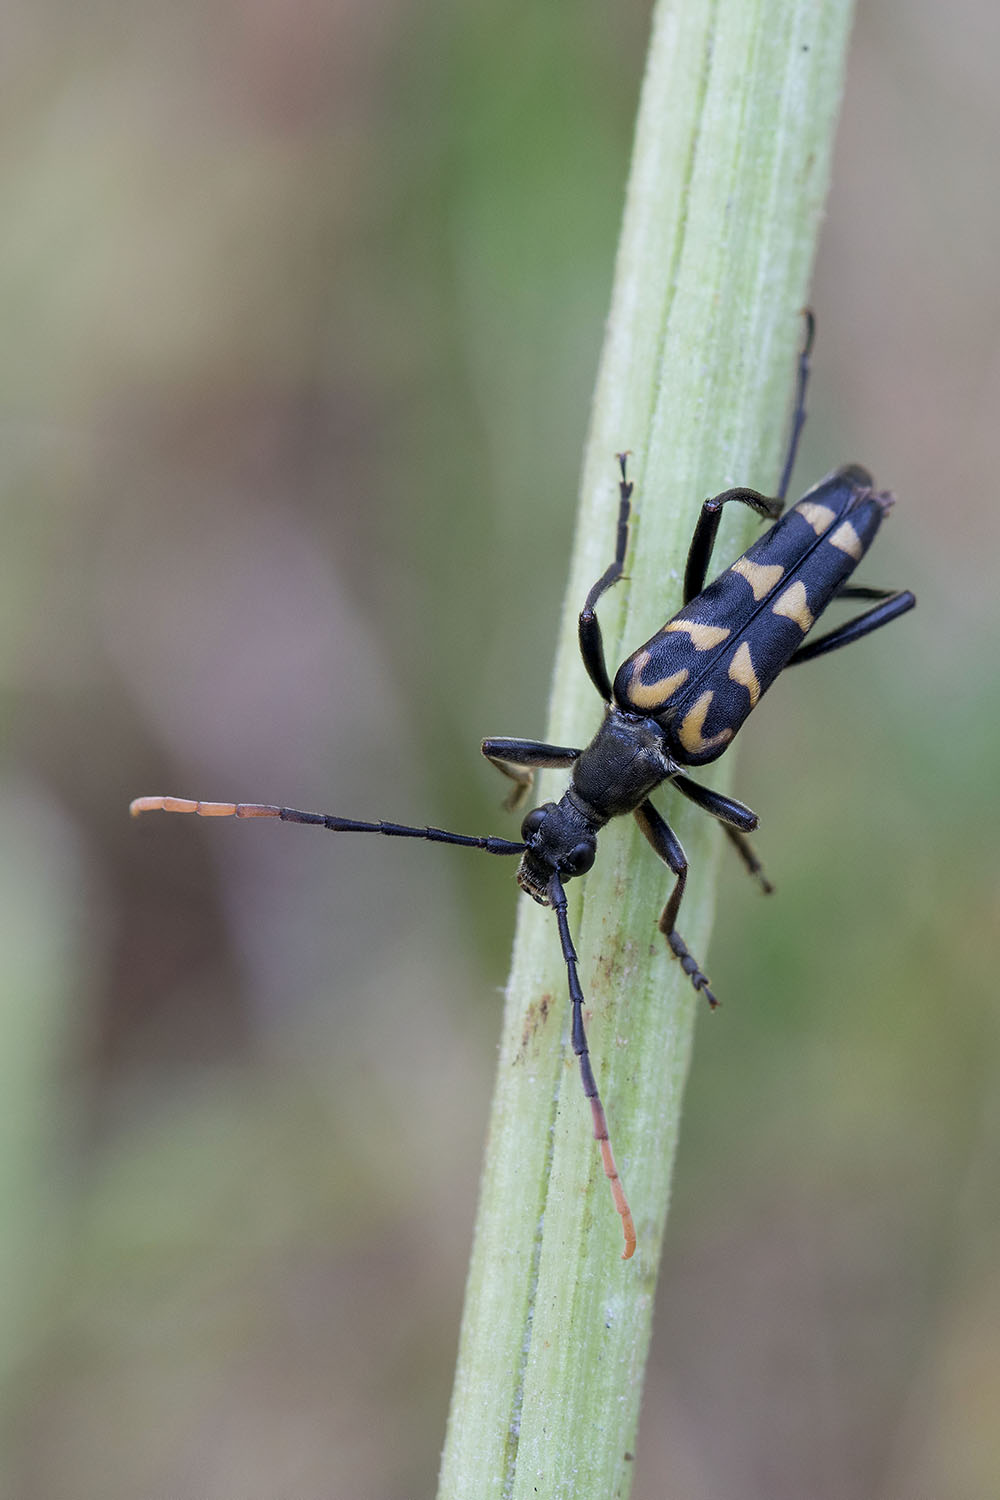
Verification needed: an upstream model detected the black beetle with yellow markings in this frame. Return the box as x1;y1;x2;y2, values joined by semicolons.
131;317;915;1260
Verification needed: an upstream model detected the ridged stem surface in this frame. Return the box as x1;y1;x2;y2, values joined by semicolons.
439;3;856;1496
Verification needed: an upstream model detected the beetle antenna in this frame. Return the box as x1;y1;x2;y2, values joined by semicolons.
129;796;527;857
549;874;636;1260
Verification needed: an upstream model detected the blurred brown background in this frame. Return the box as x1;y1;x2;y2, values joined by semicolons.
1;2;997;1497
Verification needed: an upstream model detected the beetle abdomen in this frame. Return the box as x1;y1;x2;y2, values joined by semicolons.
613;466;892;765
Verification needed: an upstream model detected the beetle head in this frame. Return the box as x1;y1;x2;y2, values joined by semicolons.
516;800;596;905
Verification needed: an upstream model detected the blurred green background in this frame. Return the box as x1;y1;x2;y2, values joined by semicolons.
1;2;997;1496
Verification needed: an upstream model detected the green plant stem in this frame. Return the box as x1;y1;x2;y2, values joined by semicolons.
438;2;855;1496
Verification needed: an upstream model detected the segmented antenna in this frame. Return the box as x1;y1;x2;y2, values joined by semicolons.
130;794;636;1259
130;797;526;854
550;874;636;1260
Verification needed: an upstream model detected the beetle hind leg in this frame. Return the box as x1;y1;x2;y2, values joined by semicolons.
683;487;784;604
786;588;915;665
775;307;815;504
683;312;816;603
578;454;633;701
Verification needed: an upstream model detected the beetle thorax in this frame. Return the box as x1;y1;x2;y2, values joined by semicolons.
515;709;674;905
568;707;674;822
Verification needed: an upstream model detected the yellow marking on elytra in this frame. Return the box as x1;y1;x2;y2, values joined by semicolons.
796;500;836;535
664;619;731;650
625;651;689;710
772;580;815;632
828;520;864;559
677;691;733;756
731;556;784;600
727;641;761;707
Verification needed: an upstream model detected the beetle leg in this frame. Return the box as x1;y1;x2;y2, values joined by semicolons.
683;486;783;604
684;312;814;601
671;774;757;831
578;454;633;701
775;307;815;504
787;589;915;664
670;775;773;893
834;583;897;600
721;826;774;894
480;738;581;811
634;800;718;1007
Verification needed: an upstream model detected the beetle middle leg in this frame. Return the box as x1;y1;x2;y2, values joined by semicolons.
671;773;773;893
481;738;581;811
634;799;718;1008
720;826;774;893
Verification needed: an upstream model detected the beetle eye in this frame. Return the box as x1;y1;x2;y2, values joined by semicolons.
563;840;596;875
520;805;550;841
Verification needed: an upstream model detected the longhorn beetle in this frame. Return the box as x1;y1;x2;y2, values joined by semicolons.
131;316;915;1260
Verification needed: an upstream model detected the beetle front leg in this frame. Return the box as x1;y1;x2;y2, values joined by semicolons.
481;737;581;811
634;800;718;1008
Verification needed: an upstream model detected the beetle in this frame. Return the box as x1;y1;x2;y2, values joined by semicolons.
131;318;915;1259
